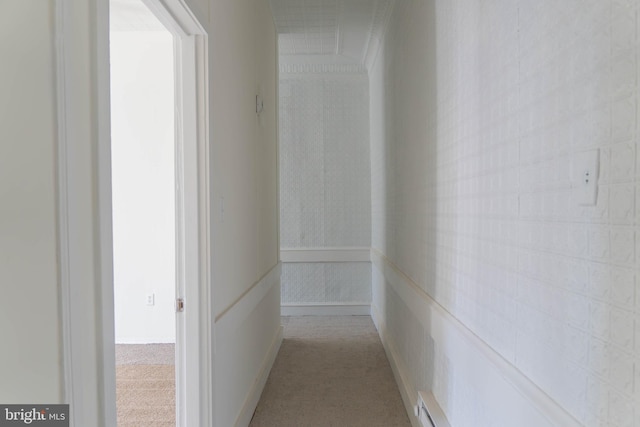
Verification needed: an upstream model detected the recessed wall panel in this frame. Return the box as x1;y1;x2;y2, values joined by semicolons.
280;74;371;306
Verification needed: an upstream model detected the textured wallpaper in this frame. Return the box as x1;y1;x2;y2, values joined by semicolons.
281;262;372;304
370;0;639;425
280;76;371;248
280;74;372;304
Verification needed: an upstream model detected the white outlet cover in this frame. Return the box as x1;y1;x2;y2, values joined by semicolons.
571;149;599;206
146;293;155;306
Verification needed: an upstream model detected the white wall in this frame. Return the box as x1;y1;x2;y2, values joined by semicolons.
0;0;63;403
0;0;280;424
279;73;372;310
110;29;176;344
370;1;639;426
208;0;281;425
112;0;281;421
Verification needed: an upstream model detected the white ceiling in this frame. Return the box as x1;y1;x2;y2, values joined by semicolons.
270;0;394;70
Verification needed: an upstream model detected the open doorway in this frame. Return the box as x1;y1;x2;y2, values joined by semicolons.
100;0;214;427
109;0;177;424
55;0;210;423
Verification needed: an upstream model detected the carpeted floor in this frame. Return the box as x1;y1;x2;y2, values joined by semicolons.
249;316;412;427
116;343;175;365
116;344;175;427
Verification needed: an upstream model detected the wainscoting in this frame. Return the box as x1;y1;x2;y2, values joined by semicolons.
371;250;582;427
280;248;372;315
214;263;283;427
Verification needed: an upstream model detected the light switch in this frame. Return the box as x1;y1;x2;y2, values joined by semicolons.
256;95;263;114
572;149;599;206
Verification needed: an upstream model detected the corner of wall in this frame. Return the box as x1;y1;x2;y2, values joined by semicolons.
371;303;423;427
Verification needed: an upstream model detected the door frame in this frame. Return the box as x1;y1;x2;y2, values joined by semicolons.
55;0;213;425
141;1;212;424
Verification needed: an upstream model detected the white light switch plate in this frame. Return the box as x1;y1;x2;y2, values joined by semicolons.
572;149;599;206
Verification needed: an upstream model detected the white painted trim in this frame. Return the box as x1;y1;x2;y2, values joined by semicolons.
137;3;211;426
363;0;397;71
173;27;188;426
371;304;422;427
417;391;451;427
56;0;117;425
281;303;371;316
76;0;211;426
115;338;176;345
141;0;188;36
96;0;118;420
280;247;371;263
233;325;284;427
193;31;214;427
276;39;280;263
335;1;343;56
279;63;367;75
215;263;282;327
371;249;583;427
213;263;281;426
360;0;378;65
54;0;75;415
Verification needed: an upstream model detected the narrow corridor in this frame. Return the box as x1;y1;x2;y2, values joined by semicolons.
249;316;411;427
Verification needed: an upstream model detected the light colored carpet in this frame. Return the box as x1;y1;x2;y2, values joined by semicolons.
116;344;175;426
116;343;175;365
249;316;412;427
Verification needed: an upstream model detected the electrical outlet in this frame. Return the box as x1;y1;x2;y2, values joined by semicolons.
146;293;155;306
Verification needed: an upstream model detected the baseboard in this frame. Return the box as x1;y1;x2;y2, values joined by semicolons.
371;304;422;427
234;324;284;427
114;338;175;344
281;303;371;316
371;250;582;427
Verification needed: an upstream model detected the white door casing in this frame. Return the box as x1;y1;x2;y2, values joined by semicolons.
56;0;212;425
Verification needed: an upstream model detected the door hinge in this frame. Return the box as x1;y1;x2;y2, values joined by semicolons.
176;298;185;312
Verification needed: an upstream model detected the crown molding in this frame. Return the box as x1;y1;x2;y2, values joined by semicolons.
364;0;397;70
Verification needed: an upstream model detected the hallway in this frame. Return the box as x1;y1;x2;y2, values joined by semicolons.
249;316;411;427
5;1;640;425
